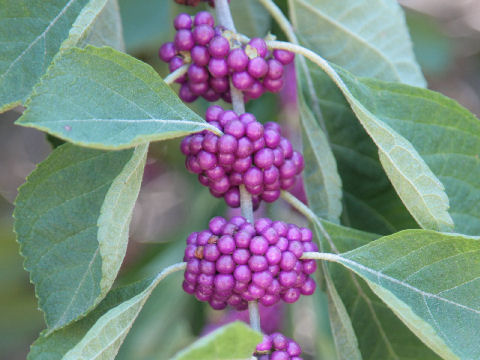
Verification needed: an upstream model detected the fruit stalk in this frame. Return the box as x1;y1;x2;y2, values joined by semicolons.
215;0;259;333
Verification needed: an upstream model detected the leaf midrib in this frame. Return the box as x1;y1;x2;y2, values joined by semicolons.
0;0;79;82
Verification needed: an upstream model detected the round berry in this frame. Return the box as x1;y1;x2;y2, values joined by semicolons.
248;57;269;78
209;36;230;58
174;29;194;51
273;49;295;65
227;48;249;72
194;11;215;26
248;38;268;57
159;42;176;62
174;13;192;30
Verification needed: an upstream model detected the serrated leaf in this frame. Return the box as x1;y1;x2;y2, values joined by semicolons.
289;0;425;87
231;0;271;38
16;46;220;149
171;322;262;360
14;143;147;331
0;0;126;113
328;230;480;359
299;93;342;223
28;263;186;360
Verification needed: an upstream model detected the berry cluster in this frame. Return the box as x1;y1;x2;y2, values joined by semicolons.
174;0;225;6
255;333;303;360
159;12;295;103
182;216;318;311
181;105;304;208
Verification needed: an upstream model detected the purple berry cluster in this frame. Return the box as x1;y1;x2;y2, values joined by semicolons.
255;333;303;360
174;0;226;6
181;105;304;209
159;12;295;103
182;216;318;310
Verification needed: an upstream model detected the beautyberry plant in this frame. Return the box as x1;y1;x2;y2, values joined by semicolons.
4;0;480;359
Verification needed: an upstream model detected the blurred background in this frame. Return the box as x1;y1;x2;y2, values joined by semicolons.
1;0;479;359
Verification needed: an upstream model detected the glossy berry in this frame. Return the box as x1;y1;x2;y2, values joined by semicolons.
182;216;316;311
181;106;304;208
255;333;303;359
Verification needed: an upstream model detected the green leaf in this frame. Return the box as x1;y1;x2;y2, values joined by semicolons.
323;257;362;360
231;0;271;38
298;56;453;232
299;92;342;223
28;263;186;360
0;0;88;112
347;78;480;236
63;0;125;51
14;143;147;331
16;46;220;149
171;322;262;360
329;230;480;359
0;0;126;113
289;0;425;87
316;220;441;359
299;63;416;234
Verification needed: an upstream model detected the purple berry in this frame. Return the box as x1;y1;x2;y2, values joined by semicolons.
234;264;252;282
194;11;215;27
250;236;269;255
248;255;268;272
218;134;238;153
179;83;198;102
267;59;284;79
208;58;229;77
273;49;295;65
209;36;230;58
244;167;263;187
227;48;249;71
191;45;210;66
232;71;254;90
254;148;274;169
174;13;192;30
248;57;269;78
224;187;240;207
224;120;245;139
174;29;194;51
218;235;236;254
159;42;176;62
263;77;284;93
193;24;215;45
210;76;229;92
248;38;268;57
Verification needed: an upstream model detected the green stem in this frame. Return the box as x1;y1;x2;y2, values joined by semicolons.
164;64;188;85
281;191;339;253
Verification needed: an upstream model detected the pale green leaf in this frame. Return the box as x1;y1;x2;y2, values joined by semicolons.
0;0;88;112
329;230;480;359
16;46;220;149
0;0;125;113
283;193;440;359
297;55;454;232
299;64;416;234
28;263;186;360
319;222;440;359
305;57;480;235
63;0;125;51
231;0;271;38
170;322;262;360
14;143;147;331
323;255;362;360
289;0;426;87
299;93;342;223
